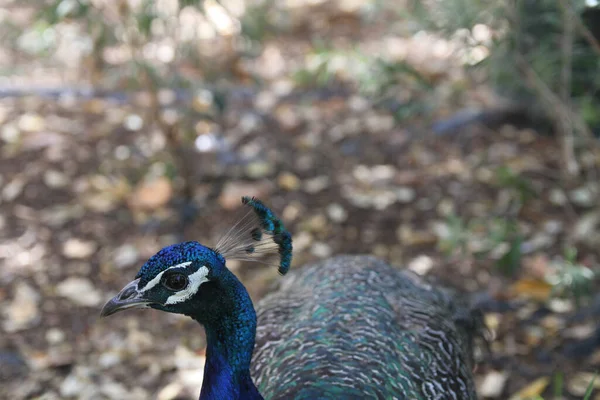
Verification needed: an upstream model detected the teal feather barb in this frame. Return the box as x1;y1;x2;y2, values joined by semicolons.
215;196;293;275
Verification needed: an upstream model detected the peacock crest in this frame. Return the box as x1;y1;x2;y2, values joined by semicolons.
215;196;293;275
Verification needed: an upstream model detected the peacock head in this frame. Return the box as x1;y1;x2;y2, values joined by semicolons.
100;241;227;319
100;197;292;321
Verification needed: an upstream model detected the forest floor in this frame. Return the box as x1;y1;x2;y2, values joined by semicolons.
1;1;600;399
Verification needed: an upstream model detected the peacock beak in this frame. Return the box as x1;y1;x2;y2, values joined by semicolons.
100;278;152;317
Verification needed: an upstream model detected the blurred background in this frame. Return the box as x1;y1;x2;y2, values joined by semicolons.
1;0;600;399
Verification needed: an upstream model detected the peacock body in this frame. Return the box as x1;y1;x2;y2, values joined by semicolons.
253;255;480;400
101;197;483;400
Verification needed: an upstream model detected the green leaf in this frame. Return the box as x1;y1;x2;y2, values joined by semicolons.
553;371;564;397
583;373;597;400
136;1;156;37
496;234;522;276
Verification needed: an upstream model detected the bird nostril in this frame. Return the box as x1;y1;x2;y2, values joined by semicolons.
119;286;138;300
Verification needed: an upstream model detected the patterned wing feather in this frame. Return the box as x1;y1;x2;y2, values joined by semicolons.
251;256;481;400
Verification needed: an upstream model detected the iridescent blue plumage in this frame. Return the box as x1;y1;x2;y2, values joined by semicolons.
242;196;276;232
135;242;224;288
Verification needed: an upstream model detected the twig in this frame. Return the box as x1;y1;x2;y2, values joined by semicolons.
515;56;593;138
508;1;599;180
515;55;595;176
141;68;196;203
559;0;578;177
118;0;197;209
117;1;199;236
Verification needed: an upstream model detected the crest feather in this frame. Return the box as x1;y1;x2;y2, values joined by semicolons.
215;197;293;275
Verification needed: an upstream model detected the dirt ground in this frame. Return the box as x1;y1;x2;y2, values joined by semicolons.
1;86;599;399
1;2;600;399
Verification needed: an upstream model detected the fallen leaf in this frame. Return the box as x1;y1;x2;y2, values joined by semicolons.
568;372;600;397
3;282;40;332
128;177;173;211
277;172;301;191
479;370;508;398
510;278;553;302
509;377;549;400
62;238;97;259
56;277;102;307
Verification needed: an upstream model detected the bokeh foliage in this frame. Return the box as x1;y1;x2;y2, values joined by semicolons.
411;0;600;136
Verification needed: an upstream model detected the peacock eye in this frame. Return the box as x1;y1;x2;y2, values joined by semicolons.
163;273;188;291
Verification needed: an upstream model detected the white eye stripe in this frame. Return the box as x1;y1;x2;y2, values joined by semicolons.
165;266;210;305
138;261;193;293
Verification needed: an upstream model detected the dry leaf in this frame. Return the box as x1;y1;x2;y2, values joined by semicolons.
128;177;173;211
510;278;553;302
278;172;301;191
509;377;549;400
568;372;600;397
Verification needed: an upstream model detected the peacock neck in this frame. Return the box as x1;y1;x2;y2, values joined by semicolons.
194;273;263;400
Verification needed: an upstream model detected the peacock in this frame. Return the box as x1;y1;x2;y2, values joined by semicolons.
101;196;484;399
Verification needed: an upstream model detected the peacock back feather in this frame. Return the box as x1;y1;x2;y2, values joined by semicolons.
252;255;482;400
